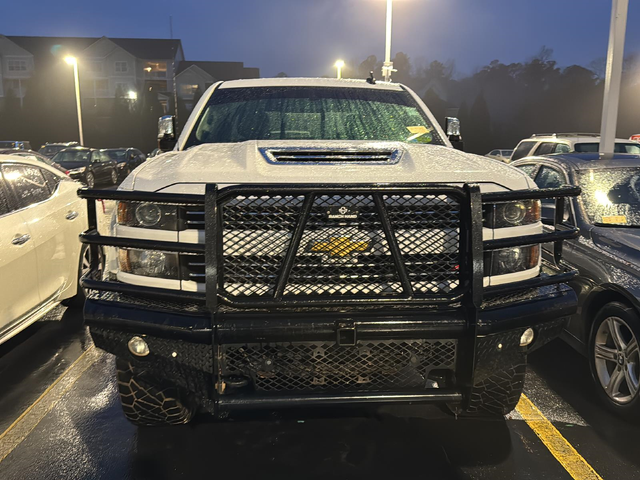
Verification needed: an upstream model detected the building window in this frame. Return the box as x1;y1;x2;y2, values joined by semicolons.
115;61;129;73
144;61;167;78
6;79;25;97
180;84;200;97
7;59;28;72
89;61;103;73
94;79;108;96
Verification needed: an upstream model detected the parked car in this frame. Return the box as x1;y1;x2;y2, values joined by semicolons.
39;142;80;158
0;141;31;150
485;149;513;163
52;147;118;188
0;153;89;344
103;148;147;180
511;133;640;162
0;149;67;174
78;77;577;426
512;153;640;417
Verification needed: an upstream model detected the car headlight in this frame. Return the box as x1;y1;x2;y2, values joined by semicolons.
484;245;540;276
117;201;178;230
117;162;127;169
484;200;540;228
118;248;180;279
68;166;86;174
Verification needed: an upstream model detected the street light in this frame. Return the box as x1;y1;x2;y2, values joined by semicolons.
64;56;84;146
381;0;396;82
334;60;345;79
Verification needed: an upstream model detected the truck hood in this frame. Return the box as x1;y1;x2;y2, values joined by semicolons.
123;141;535;194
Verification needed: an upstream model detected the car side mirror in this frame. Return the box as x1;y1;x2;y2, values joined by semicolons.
158;115;177;152
445;117;464;151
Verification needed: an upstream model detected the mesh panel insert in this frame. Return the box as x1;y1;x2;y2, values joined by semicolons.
219;192;462;299
222;339;457;392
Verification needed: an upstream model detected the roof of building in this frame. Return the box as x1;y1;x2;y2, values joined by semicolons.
176;60;260;81
218;77;402;90
6;36;183;63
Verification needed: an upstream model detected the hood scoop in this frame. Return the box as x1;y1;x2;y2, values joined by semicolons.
260;147;401;164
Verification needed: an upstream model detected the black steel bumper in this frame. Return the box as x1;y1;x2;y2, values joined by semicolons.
85;282;575;414
79;183;579;415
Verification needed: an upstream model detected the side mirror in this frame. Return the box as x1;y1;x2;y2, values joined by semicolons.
445;117;464;151
158;115;177;152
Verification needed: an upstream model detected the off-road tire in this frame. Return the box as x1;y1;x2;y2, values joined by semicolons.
116;358;195;427
457;363;526;417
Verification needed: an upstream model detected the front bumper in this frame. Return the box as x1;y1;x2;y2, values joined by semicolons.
79;183;580;415
86;283;575;415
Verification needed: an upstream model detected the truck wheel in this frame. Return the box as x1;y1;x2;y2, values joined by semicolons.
455;363;526;417
116;358;195;427
589;301;640;420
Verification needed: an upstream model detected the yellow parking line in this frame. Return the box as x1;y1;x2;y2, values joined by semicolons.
0;345;99;463
516;394;603;480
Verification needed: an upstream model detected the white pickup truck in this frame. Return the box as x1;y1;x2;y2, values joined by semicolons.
78;77;579;426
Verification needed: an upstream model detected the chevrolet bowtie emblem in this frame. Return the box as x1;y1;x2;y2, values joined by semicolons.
309;237;370;257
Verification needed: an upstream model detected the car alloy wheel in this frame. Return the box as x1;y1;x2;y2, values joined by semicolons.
85;172;95;188
111;169;118;184
594;316;639;404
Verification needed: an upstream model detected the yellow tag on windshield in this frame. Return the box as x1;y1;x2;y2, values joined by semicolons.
601;215;627;224
407;126;429;135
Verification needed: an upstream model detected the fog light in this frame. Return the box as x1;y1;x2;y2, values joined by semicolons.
128;336;149;357
520;328;535;347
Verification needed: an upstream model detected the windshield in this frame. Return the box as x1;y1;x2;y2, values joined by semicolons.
39;145;66;156
105;150;127;161
574;142;640;154
52;150;91;164
579;168;640;226
184;86;443;148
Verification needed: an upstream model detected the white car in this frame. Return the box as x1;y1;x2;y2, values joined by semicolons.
511;133;640;162
80;77;579;426
485;149;514;163
0;154;88;344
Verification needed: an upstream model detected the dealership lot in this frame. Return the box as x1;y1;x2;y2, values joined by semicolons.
0;308;639;480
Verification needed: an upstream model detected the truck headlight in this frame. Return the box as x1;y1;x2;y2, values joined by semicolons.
117;201;178;230
485;200;540;228
484;245;540;276
118;248;180;279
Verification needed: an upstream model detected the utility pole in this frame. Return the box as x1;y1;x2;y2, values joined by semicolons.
382;0;394;82
599;0;629;154
65;56;84;146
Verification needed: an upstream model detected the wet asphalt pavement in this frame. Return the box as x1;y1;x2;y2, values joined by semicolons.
1;306;639;479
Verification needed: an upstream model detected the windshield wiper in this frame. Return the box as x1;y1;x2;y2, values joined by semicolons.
594;222;640;228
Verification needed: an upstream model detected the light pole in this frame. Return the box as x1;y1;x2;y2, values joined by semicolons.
334;60;345;79
382;0;395;82
65;56;84;146
599;0;629;154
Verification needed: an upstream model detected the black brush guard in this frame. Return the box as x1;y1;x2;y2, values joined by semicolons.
79;183;580;411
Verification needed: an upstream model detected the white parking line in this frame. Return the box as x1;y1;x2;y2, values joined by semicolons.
0;345;100;463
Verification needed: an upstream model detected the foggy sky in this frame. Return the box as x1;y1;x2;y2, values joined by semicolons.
1;0;638;78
